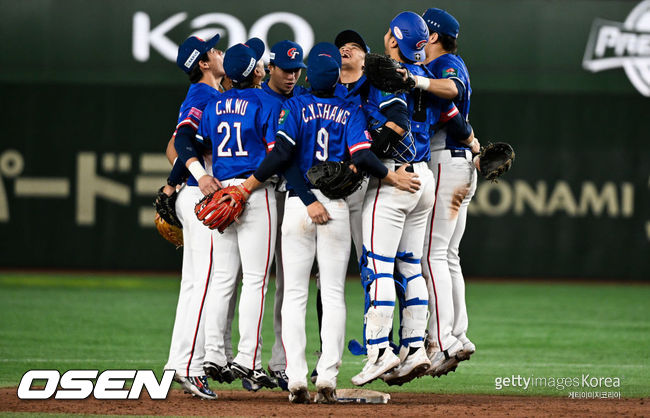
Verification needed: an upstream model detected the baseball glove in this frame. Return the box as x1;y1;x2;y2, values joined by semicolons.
364;53;414;94
194;186;247;233
153;187;183;248
476;142;515;182
306;161;364;200
154;213;183;248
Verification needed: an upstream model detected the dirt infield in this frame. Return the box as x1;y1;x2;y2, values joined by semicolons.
1;388;646;416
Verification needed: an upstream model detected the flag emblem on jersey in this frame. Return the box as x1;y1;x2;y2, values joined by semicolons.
279;109;289;125
189;107;203;119
443;68;458;78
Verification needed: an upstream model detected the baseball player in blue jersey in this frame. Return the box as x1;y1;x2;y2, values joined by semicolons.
261;40;308;390
418;8;479;377
163;34;226;400
231;42;419;403
197;38;280;390
352;11;477;387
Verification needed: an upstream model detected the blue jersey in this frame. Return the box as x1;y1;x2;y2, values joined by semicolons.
174;82;221;186
196;88;280;181
425;53;471;151
276;93;371;187
337;76;417;163
261;81;308;104
401;62;458;162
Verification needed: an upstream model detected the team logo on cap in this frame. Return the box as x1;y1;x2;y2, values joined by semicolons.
583;0;650;96
416;40;427;49
287;47;299;59
393;26;404;40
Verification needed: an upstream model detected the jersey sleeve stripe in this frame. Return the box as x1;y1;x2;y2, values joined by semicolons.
267;141;276;150
277;130;296;146
176;119;199;130
439;107;460;123
379;97;408;109
349;141;371;154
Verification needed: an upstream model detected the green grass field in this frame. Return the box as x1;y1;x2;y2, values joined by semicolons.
1;273;648;397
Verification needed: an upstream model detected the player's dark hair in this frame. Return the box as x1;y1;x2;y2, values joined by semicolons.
312;89;335;98
397;49;415;65
232;71;256;89
439;34;458;54
188;52;210;83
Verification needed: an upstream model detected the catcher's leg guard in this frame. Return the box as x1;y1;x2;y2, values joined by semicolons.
348;247;396;354
396;251;428;349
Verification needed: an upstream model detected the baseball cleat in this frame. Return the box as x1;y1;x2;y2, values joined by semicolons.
351;348;400;386
288;386;311;404
242;377;262;392
268;367;289;391
427;340;462;377
456;340;476;361
382;346;431;386
203;361;236;384
230;362;278;389
184;375;217;400
314;386;337;404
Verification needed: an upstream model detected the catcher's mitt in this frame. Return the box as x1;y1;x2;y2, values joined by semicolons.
154;213;183;248
194;186;247;233
477;142;515;182
306;161;364;200
364;53;414;94
153;187;183;248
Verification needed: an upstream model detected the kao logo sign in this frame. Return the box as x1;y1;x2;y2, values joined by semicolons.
582;0;650;96
17;369;175;400
133;11;314;65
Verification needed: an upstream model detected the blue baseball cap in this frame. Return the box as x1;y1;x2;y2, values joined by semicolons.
422;8;460;39
389;11;429;62
308;42;342;68
269;40;307;70
224;38;265;82
307;42;341;91
335;29;370;53
176;34;221;74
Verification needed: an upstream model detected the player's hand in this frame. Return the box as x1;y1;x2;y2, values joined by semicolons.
386;164;420;193
349;163;358;174
162;184;176;197
472;154;481;171
198;175;222;196
396;68;417;89
469;137;481;154
307;201;331;225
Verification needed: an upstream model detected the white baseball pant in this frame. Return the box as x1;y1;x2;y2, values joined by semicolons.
423;149;477;351
165;185;213;376
281;191;351;390
361;161;434;351
203;180;277;370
